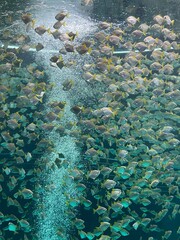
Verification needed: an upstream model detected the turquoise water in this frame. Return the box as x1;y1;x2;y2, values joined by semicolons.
0;1;179;240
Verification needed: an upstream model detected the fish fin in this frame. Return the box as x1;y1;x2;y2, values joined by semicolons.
88;47;92;54
47;29;52;34
14;191;20;198
46;28;51;34
31;19;36;28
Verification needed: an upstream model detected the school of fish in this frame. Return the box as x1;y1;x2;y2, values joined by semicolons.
0;6;179;240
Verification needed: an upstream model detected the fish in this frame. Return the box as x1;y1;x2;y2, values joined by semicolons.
162;230;172;239
82;71;96;82
100;167;112;177
132;29;144;38
19;219;31;231
94;31;107;42
102;179;116;190
99;45;114;56
107;189;122;200
35;25;49;35
51;30;61;39
50;55;59;63
53;21;66;29
64;43;74;52
45;111;59;121
153;15;164;25
59;32;72;41
74;218;85;230
126;16;140;25
0;63;12;73
62;79;74;91
98;21;112;30
26;152;32;162
93;206;107;215
55;11;69;21
56;56;66;69
14;188;33;199
35;42;44;51
88;170;100;180
78;230;87;239
76;43;91;55
68;31;77;41
7;222;18;232
99;222;110;232
86;232;95;239
139;23;149;32
99;235;111;240
92;107;115;118
81;197;92;208
1;131;12;142
21;13;34;25
135;42;147;51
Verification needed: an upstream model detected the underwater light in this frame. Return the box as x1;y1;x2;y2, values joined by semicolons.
0;43;58;53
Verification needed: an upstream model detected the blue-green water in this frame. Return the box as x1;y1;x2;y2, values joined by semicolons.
0;1;179;240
